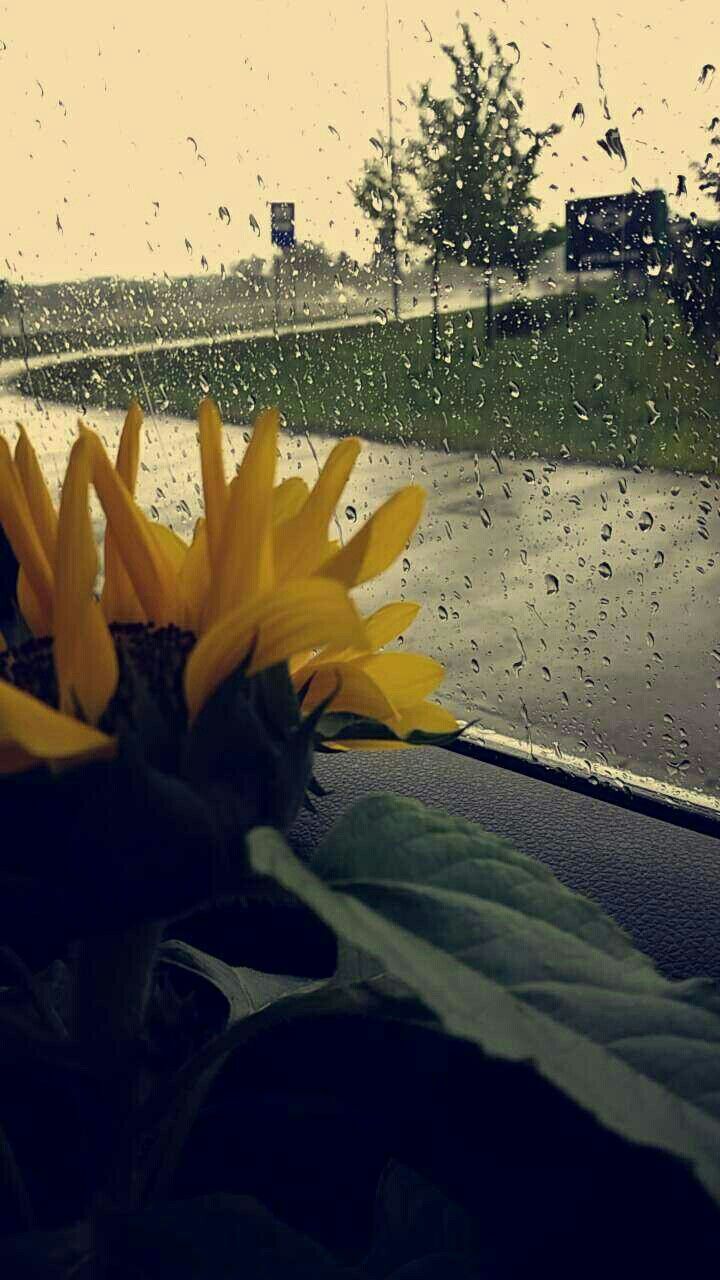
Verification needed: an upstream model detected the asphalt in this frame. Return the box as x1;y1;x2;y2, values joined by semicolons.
0;385;716;804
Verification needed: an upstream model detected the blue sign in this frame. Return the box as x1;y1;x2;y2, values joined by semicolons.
271;202;295;249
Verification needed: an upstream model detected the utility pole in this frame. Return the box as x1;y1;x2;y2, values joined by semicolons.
385;0;401;322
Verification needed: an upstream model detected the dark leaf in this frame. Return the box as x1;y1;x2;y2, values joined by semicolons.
98;1192;364;1277
248;797;720;1209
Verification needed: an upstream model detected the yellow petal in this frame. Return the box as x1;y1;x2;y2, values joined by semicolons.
184;576;368;722
198;397;229;573
14;425;58;565
312;600;421;667
144;521;190;627
16;570;47;638
0;439;54;635
101;539;146;625
354;652;445;710
365;601;421;650
272;476;310;525
318;486;425;589
81;427;178;625
178;518;210;636
274;437;361;582
0;630;5;653
101;401;145;624
0;678;115;774
323;738;412;752
388;699;460;737
53;435;119;724
146;521;188;574
298;661;397;721
115;400;143;492
205;406;278;626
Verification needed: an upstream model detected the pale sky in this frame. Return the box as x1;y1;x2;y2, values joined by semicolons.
0;0;717;282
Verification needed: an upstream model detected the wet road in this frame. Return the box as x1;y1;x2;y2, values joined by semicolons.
1;388;717;803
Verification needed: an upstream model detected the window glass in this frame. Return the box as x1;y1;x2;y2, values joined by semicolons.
1;1;718;804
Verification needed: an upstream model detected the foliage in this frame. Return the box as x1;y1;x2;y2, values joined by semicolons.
0;783;718;1275
353;133;417;272
406;25;561;283
25;279;720;473
692;127;720;207
352;22;561;288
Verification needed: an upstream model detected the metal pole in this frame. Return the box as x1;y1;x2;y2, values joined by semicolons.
385;0;401;322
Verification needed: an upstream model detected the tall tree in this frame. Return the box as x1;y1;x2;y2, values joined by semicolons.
408;23;560;346
352;132;416;315
693;129;720;206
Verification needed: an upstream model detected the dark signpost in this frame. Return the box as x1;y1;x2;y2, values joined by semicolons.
270;202;295;249
566;189;668;274
270;203;295;328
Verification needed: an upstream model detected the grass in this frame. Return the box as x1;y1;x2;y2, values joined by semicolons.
14;281;720;472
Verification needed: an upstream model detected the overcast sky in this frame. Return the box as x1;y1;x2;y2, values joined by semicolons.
0;0;717;282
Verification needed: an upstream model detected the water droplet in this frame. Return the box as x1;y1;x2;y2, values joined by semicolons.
653;550;665;569
573;400;589;421
509;380;520;399
479;508;492;529
373;307;389;326
598;562;613;579
541;666;551;681
544;573;559;595
601;523;612;541
638;511;654;531
464;575;472;589
402;557;411;572
471;657;480;673
438;605;449;621
345;505;357;522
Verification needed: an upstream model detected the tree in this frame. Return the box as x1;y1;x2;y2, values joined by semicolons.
408;23;560;346
352;133;416;318
693;127;720;206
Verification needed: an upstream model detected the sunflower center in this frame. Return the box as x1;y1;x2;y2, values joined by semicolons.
0;624;197;733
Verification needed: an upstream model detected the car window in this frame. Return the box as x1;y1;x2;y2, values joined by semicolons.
0;0;718;806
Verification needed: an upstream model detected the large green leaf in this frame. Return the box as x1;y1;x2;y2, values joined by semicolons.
247;793;720;1208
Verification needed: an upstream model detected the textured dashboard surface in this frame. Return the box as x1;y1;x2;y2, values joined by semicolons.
289;746;720;982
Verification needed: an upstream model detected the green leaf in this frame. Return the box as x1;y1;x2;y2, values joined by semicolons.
313;712;469;751
363;1160;480;1278
247;794;720;1209
98;1192;364;1277
250;661;302;740
182;657;314;834
160;939;325;1028
0;1224;89;1278
140;944;326;1204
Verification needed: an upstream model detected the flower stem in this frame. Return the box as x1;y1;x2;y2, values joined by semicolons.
70;921;163;1271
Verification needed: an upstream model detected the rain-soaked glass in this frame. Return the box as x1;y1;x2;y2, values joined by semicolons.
1;1;718;806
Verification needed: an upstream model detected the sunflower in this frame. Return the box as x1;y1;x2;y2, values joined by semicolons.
0;398;460;788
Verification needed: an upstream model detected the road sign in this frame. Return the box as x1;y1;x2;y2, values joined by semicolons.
270;202;295;249
566;189;668;272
